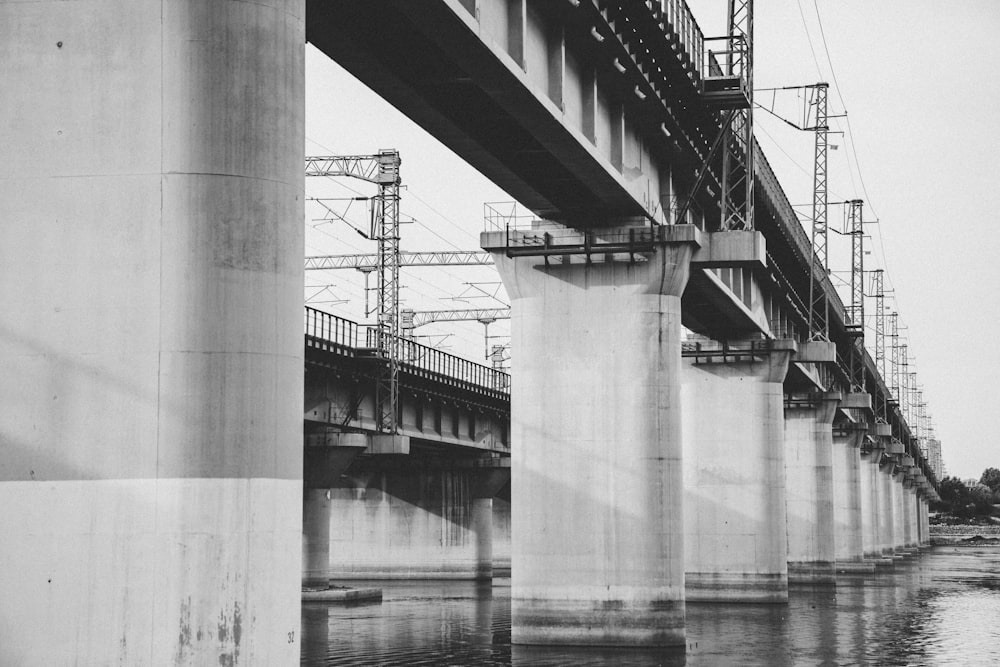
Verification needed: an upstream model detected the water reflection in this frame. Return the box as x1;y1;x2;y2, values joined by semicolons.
302;546;1000;666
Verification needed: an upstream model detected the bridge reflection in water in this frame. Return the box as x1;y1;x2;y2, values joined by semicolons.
301;546;1000;666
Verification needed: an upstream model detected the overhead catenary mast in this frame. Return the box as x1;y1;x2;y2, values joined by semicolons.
808;82;830;340
847;199;865;390
719;0;755;231
305;150;402;434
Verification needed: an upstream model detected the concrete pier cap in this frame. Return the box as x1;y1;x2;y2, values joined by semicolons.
483;222;700;647
792;340;837;364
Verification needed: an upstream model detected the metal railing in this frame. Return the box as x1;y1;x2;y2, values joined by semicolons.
366;327;510;393
305;307;510;394
305;307;359;351
662;0;705;80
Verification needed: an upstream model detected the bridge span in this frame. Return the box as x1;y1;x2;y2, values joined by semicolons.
0;0;941;662
310;0;941;647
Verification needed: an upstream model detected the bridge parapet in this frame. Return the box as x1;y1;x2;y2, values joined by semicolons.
305;306;510;396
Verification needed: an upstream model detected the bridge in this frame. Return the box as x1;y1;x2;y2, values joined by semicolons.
301;306;511;585
0;0;941;662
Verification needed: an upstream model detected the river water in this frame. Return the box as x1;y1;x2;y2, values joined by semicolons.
301;544;1000;666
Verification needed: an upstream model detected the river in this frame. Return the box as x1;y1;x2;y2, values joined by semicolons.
301;543;1000;666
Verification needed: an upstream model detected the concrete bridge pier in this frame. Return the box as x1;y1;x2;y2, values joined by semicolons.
859;445;883;561
903;480;918;548
484;227;699;647
891;464;907;553
681;342;794;602
321;458;509;580
878;456;898;557
919;495;931;545
783;392;839;584
0;1;304;664
832;424;866;565
302;433;368;588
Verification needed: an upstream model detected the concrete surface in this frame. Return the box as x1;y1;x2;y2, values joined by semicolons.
0;1;305;663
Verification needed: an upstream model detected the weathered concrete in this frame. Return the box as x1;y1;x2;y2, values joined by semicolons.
682;343;793;602
891;466;907;552
323;466;506;580
903;482;918;548
860;448;880;559
0;1;304;663
303;489;334;588
783;393;838;584
833;426;865;563
493;497;512;576
878;460;897;556
485;227;698;646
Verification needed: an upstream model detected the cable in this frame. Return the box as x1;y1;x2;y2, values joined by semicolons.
795;0;824;80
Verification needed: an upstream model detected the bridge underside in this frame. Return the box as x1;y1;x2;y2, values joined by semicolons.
306;0;660;226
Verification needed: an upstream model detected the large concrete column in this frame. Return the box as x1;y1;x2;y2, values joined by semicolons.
472;464;513;581
472;497;495;579
484;226;698;647
682;341;793;602
301;434;367;589
832;425;865;563
783;393;838;583
878;460;896;556
924;496;932;544
493;495;512;576
0;2;304;664
891;465;906;551
859;448;880;559
904;482;918;548
871;450;891;559
325;464;505;579
303;490;333;588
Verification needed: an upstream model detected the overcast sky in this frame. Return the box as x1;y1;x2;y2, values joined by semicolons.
303;1;1000;480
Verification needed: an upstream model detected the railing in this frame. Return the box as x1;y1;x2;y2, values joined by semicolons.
305;307;359;351
662;0;704;80
366;327;511;393
305;307;510;394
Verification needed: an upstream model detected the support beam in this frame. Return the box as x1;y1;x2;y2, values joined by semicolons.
0;1;305;662
832;423;867;566
324;462;509;580
682;340;794;601
878;457;898;557
783;392;839;583
483;225;699;647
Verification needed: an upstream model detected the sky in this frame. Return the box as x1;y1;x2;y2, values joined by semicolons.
303;1;1000;481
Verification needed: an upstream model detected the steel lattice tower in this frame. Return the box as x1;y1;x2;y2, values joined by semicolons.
889;312;899;405
900;343;909;424
808;83;830;339
871;269;886;420
374;150;402;434
305;150;403;434
847;199;865;389
720;0;754;231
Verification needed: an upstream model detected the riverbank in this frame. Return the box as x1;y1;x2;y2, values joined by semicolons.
930;523;1000;545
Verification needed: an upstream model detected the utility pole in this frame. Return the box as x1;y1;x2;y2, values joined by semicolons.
305;150;402;434
808;82;830;340
719;0;754;231
900;343;909;425
871;271;885;378
848;199;865;390
871;269;886;420
889;311;899;409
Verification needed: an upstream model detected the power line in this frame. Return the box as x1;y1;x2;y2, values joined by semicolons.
794;0;824;80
